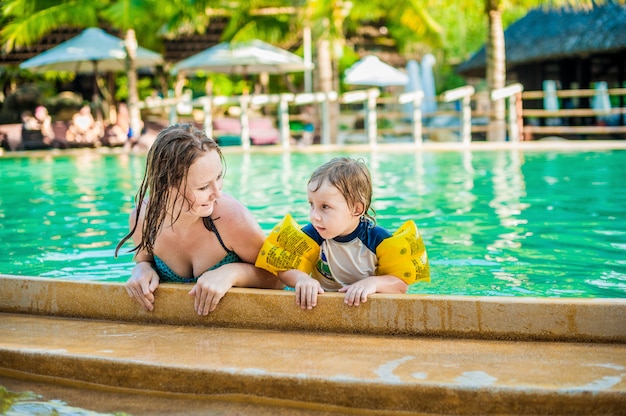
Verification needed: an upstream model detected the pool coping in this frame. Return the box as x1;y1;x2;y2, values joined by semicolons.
1;138;626;159
2;275;625;415
1;275;624;342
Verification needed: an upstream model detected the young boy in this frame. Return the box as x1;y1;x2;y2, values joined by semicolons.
256;157;429;309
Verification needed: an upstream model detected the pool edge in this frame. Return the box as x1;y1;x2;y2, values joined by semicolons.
1;274;624;342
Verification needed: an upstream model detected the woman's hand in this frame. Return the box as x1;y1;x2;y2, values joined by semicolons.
126;261;160;311
189;268;235;315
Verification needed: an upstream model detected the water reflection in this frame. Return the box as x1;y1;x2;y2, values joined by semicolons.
0;149;624;297
488;150;526;263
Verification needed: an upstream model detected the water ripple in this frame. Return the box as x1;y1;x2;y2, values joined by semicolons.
1;149;624;298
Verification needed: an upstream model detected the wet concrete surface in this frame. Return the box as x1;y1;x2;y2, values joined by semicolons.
1;374;404;416
0;275;625;415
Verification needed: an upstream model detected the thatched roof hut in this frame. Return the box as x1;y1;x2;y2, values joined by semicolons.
457;3;626;90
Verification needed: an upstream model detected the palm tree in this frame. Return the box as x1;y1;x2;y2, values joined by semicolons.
2;1;449;143
298;0;443;142
175;1;443;142
0;0;166;137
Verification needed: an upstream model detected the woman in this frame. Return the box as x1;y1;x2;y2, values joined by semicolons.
115;123;279;315
30;106;56;146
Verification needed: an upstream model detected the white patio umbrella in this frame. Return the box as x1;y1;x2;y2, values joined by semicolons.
344;55;408;87
20;27;163;129
172;39;312;75
172;40;312;150
19;27;163;74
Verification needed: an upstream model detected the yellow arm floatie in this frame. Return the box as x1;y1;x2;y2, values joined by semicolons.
255;214;320;275
376;220;430;284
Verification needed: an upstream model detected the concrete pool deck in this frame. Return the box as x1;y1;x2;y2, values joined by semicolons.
2;137;626;159
0;275;625;415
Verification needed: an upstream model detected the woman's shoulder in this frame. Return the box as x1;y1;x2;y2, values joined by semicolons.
211;194;264;255
215;193;246;213
213;194;255;227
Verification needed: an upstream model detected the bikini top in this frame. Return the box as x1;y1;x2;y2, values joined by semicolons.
153;217;242;283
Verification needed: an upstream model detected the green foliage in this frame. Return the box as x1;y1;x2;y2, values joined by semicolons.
1;0;99;51
3;0;605;106
114;74;156;101
0;386;39;414
0;383;132;415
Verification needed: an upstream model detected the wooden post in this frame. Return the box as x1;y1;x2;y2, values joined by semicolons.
442;86;475;145
412;93;423;145
507;94;518;142
167;90;178;125
398;91;424;145
366;88;379;147
516;91;524;141
491;83;524;142
202;97;213;139
461;95;472;145
320;92;335;145
278;95;291;149
239;95;250;150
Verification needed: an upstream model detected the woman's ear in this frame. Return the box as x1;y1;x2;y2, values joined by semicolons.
352;202;365;217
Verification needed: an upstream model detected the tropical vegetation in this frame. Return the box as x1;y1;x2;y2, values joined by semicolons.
1;0;623;139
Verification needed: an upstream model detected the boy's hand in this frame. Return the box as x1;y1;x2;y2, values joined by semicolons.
294;275;324;310
339;278;377;306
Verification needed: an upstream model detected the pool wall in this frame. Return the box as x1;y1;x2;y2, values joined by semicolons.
0;274;624;342
1;274;625;415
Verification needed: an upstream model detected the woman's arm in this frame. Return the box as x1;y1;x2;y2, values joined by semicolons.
212;194;279;286
189;195;281;315
125;205;160;311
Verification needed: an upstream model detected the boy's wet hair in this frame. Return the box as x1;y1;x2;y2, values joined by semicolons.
308;157;375;223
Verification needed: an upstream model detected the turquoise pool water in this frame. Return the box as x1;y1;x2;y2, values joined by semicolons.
0;148;624;298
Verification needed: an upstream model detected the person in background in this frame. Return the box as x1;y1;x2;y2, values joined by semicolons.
66;104;102;146
33;106;55;146
21;106;55;149
20;110;38;129
255;157;430;309
102;102;131;147
300;104;315;146
115;123;279;315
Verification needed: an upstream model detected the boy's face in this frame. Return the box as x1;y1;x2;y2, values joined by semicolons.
307;180;362;239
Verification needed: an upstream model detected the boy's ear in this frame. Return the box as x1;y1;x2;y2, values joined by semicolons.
353;202;365;217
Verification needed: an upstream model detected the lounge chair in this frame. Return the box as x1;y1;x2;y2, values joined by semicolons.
21;127;51;150
212;117;279;146
249;117;279;145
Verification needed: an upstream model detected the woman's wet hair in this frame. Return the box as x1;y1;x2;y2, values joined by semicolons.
308;157;375;224
115;123;223;256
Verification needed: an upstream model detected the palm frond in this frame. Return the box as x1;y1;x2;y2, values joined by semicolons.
1;0;98;51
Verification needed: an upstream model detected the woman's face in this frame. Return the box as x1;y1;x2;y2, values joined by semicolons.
179;149;223;217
